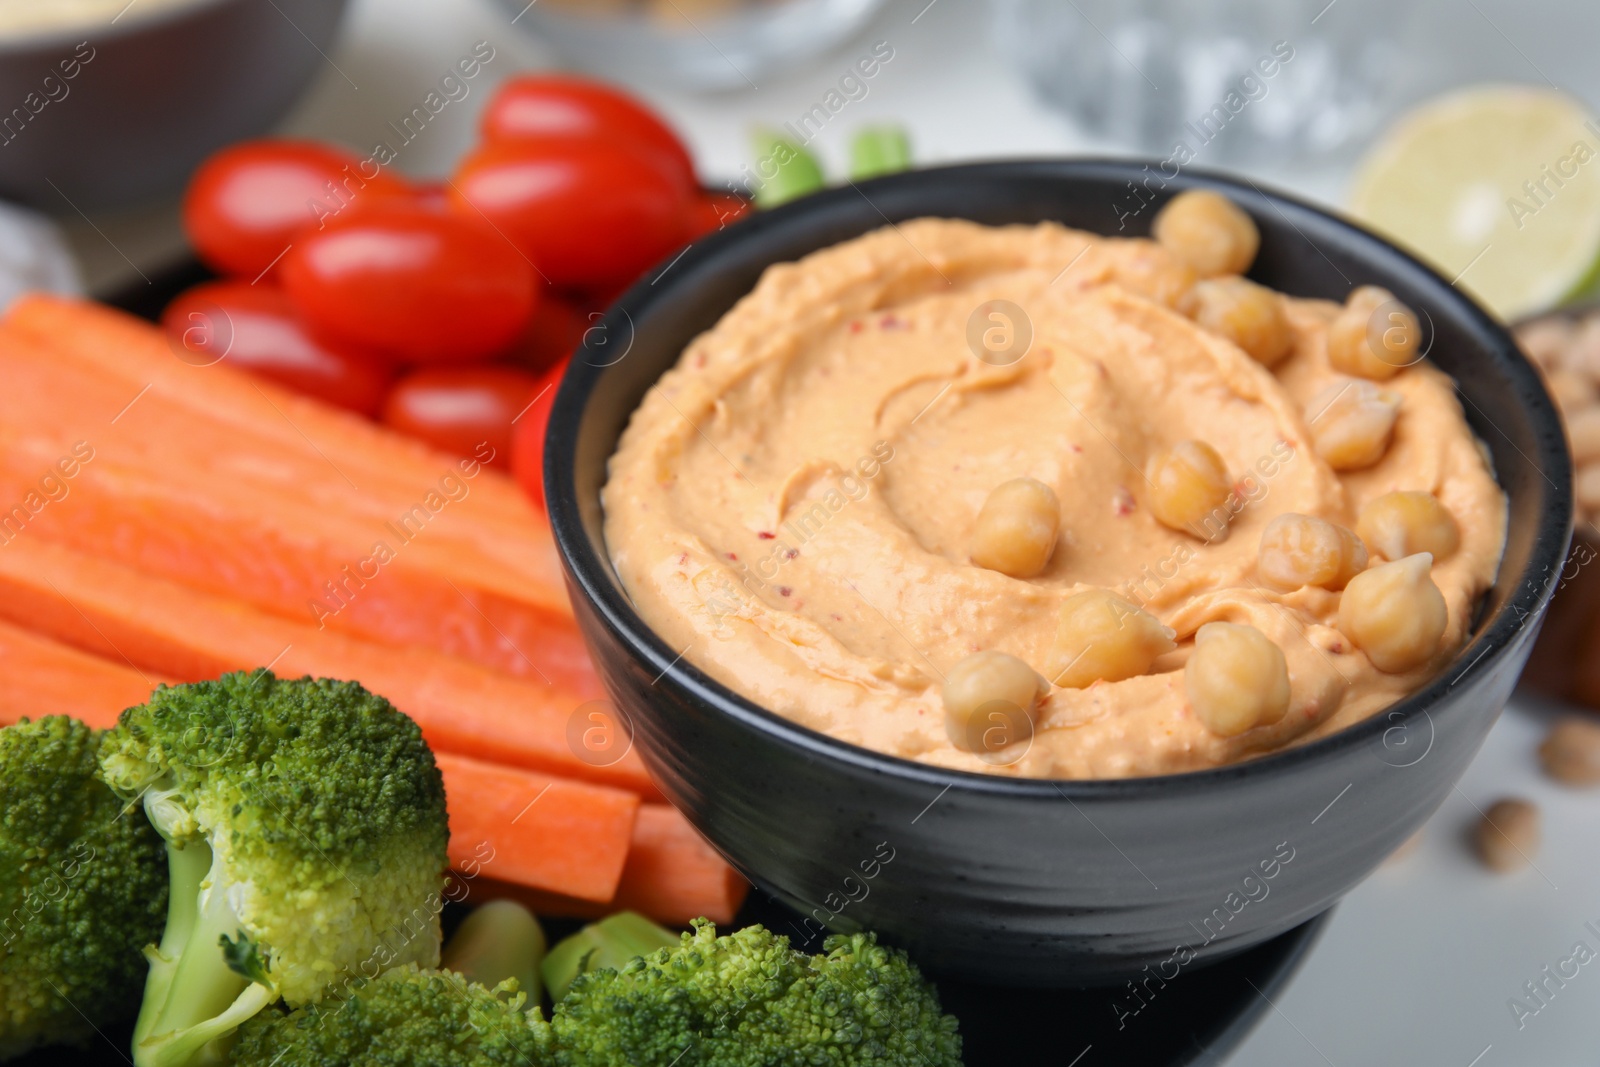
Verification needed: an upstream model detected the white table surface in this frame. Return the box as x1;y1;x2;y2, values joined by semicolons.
67;0;1600;1061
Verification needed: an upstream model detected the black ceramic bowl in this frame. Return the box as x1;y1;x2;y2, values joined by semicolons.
546;160;1573;986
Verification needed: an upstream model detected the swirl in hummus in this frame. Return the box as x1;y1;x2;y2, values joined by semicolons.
602;199;1507;779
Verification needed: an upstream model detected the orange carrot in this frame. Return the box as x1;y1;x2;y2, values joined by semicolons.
0;619;166;729
472;805;750;926
0;306;600;692
437;752;639;903
0;536;660;799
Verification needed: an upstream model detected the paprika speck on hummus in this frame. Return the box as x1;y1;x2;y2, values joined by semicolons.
602;192;1507;779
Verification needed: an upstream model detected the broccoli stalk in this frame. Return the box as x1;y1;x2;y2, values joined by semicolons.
127;833;277;1067
0;717;168;1059
542;911;678;1003
99;671;451;1067
441;899;547;1003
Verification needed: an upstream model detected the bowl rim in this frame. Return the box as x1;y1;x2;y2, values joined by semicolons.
546;157;1574;801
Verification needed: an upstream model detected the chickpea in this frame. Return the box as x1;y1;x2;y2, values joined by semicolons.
1184;622;1291;737
1356;491;1460;563
1546;368;1597;415
1146;439;1233;539
1257;513;1367;591
1307;379;1402;471
1565;406;1600;464
971;477;1061;579
1472;797;1540;873
1538;716;1600;786
1337;553;1448;673
1151;189;1260;278
1514;316;1574;371
1577;462;1600;514
1189;276;1295;367
1327;286;1420;380
942;650;1046;757
1111;251;1198;311
1050;589;1176;689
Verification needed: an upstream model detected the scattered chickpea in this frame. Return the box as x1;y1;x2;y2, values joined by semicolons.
970;477;1061;579
1538;716;1600;786
1151;189;1260;278
1472;797;1540;873
1516;316;1575;370
942;650;1047;756
1188;276;1295;367
1184;622;1291;737
1565;406;1600;464
1337;553;1448;673
1258;513;1367;591
1356;491;1460;563
1546;368;1597;415
1307;379;1402;471
1577;463;1600;515
1327;286;1420;380
1050;589;1176;689
1146;439;1233;539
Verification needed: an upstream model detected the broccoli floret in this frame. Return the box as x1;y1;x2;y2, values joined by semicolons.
97;671;450;1067
230;965;554;1067
232;900;553;1067
0;717;168;1059
551;920;963;1067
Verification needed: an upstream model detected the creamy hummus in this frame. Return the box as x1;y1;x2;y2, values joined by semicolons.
603;219;1507;778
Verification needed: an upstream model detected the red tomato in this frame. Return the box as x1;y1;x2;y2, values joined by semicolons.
510;356;569;511
381;366;543;470
281;203;538;364
183;140;412;280
449;139;693;294
161;281;394;415
503;292;588;377
686;191;753;239
481;75;696;191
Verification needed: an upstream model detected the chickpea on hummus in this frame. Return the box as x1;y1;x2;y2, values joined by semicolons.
603;191;1507;779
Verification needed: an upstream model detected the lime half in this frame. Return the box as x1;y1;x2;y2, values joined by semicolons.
1349;85;1600;321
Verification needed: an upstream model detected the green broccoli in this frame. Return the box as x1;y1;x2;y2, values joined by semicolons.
229;965;554;1067
542;910;679;1002
0;716;168;1060
97;671;450;1067
551;919;964;1067
231;899;553;1067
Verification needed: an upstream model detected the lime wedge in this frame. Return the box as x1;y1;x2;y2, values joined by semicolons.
1348;86;1600;320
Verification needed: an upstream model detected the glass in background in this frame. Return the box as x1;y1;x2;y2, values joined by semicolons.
988;0;1600;177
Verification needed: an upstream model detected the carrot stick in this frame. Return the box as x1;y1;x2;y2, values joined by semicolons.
472;805;750;926
438;752;640;903
0;536;660;799
0;310;600;692
0;618;167;729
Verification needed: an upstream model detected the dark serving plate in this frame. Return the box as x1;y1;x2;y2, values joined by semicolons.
9;254;1336;1067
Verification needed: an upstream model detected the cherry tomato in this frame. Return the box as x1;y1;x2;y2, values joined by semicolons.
686;191;753;239
503;292;588;377
281;203;538;364
510;356;569;511
450;139;693;294
381;366;543;470
183;140;412;280
481;75;696;191
161;281;394;415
